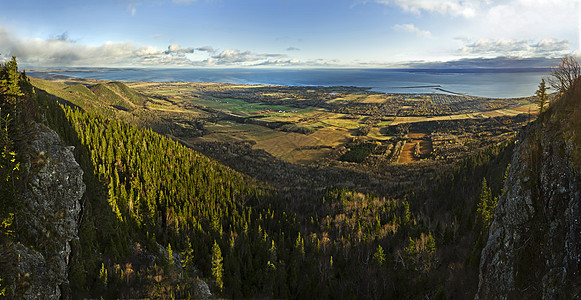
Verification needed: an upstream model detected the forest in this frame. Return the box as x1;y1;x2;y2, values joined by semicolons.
1;57;520;299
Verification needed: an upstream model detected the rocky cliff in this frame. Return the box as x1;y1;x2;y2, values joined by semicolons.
477;89;581;299
4;123;85;299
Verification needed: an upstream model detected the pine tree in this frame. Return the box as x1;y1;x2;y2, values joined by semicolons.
535;79;549;114
268;240;277;270
373;244;386;266
181;237;195;275
476;178;496;235
211;240;224;292
99;263;108;288
167;243;174;267
1;56;23;104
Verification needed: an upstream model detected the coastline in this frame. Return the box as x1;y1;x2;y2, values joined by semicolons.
27;67;547;98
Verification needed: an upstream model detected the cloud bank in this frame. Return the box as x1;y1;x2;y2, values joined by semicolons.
0;27;307;67
374;0;481;18
405;56;561;69
459;38;571;58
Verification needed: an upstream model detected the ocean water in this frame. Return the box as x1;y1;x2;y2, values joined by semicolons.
44;68;549;98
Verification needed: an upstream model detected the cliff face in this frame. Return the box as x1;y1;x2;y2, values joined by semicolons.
477;95;581;299
9;123;85;299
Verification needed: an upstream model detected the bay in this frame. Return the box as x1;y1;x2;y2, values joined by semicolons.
43;68;549;98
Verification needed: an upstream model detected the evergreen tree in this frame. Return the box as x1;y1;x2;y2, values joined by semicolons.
535;79;549;114
476;178;496;235
0;56;23;104
181;237;195;276
211;240;224;292
373;244;386;266
167;243;174;267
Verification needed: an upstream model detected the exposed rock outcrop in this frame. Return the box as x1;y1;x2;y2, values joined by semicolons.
477;98;581;299
9;123;85;299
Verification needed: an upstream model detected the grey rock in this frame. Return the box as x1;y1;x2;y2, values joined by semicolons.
11;123;85;299
477;120;581;299
193;280;212;300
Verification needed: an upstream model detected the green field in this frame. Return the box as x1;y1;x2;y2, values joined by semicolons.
202;120;284;142
193;97;313;116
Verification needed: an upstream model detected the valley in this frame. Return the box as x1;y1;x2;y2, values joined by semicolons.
2;70;541;299
1;0;576;298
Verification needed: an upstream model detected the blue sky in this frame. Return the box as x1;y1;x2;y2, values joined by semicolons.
0;0;578;68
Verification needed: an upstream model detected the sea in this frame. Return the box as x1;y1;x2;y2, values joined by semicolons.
37;68;550;99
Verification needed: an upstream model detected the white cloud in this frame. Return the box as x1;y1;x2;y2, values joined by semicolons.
136;45;160;56
375;0;577;59
208;49;290;66
256;58;301;66
459;38;571;58
531;39;571;54
480;0;577;38
164;44;195;54
0;27;192;66
392;23;432;38
0;28;307;67
375;0;482;17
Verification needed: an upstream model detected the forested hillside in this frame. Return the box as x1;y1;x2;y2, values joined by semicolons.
1;57;521;299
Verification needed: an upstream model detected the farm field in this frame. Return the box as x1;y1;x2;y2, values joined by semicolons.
31;75;537;168
397;133;433;164
124;81;538;167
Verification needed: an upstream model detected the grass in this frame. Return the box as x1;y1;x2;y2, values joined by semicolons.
320;116;362;129
199;120;351;164
254;132;326;163
31;78;106;113
91;83;136;111
368;127;392;141
360;94;388;104
193;97;310;116
108;81;147;105
204;121;284;142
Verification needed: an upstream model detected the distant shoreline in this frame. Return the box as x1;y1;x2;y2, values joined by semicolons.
27;68;547;98
397;85;441;89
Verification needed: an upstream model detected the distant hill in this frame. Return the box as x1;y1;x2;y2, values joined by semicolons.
31;78;147;113
90;81;147;111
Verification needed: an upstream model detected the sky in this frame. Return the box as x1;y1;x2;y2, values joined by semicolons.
0;0;578;68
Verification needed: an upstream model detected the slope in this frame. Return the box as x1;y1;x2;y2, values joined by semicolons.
90;81;147;111
477;80;581;298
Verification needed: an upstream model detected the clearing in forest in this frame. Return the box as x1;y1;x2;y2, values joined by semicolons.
397;133;433;164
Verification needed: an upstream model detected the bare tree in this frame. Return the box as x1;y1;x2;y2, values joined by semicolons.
547;54;581;95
